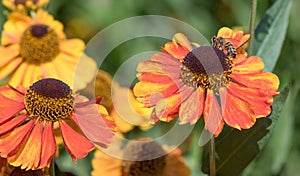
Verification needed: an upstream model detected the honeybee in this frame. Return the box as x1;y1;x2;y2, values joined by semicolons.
211;36;237;59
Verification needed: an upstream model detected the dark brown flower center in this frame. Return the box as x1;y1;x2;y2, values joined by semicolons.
14;0;39;6
122;139;166;176
180;46;232;90
19;24;60;65
25;78;74;122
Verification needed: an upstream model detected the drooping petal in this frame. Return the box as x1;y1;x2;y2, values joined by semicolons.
0;114;27;136
9;122;43;170
39;123;56;168
179;87;204;124
72;102;115;148
231;72;280;91
0;120;34;158
232;56;264;74
60;121;94;162
203;90;224;136
219;87;256;130
0;87;25;124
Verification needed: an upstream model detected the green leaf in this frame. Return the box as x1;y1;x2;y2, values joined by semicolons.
201;84;290;176
252;0;293;72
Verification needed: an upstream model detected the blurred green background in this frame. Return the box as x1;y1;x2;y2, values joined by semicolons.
0;0;299;175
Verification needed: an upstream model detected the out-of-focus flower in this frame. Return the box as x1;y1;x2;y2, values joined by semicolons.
2;0;49;11
0;157;46;176
0;9;97;90
80;70;153;133
0;78;115;170
134;27;279;136
91;138;190;176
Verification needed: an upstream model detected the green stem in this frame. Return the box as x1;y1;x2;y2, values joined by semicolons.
49;159;55;176
248;0;258;56
209;137;216;176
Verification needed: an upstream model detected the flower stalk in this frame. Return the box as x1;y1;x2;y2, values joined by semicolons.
248;0;258;55
209;137;216;176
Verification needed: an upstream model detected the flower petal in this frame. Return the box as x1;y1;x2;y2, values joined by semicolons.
134;81;179;99
203;90;224;136
136;60;180;78
0;87;25;124
0;45;19;68
60;121;94;162
0;120;34;158
0;57;23;80
39;123;56;168
150;53;181;67
60;39;85;56
73;103;114;148
179;87;204;124
231;72;280;91
228;82;275;118
0;114;27;136
8;62;29;88
9;122;42;170
232;56;264;74
219;87;256;130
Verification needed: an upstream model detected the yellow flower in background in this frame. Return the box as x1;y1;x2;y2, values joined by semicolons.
2;0;49;11
91;138;190;176
79;70;153;133
0;9;97;90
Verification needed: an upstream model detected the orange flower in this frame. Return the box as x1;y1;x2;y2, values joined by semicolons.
134;27;279;136
0;78;115;170
91;139;190;176
0;9;97;90
2;0;49;11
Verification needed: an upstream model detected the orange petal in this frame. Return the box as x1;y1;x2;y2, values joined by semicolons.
203;90;224;136
150;53;181;67
0;57;23;80
232;56;264;74
0;87;25;124
179;87;204;124
155;93;181;122
39;123;56;168
0;45;19;68
161;42;190;61
231;72;280;91
0;114;27;135
173;33;193;51
60;121;94;162
219;88;256;130
217;27;233;38
73;103;114;148
9;122;42;170
137;72;175;84
0;120;34;158
228;82;274;118
136;60;180;77
134;81;179;98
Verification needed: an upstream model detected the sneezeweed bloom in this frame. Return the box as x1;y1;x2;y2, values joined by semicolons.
0;9;96;90
134;27;279;136
80;70;153;133
0;157;46;175
0;78;115;170
91;139;190;176
2;0;49;11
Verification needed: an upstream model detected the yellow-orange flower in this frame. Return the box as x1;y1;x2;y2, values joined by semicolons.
0;9;97;90
2;0;49;11
134;27;279;136
91;139;190;176
0;78;115;170
79;70;153;133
